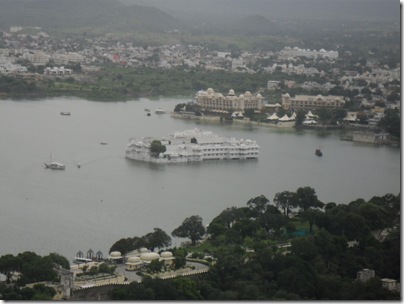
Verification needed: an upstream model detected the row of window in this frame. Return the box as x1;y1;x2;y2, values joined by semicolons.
203;152;258;157
290;101;341;105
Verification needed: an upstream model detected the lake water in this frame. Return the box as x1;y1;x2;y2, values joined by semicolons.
0;97;400;261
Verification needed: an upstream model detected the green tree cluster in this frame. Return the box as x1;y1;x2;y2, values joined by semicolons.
172;215;206;246
109;227;171;255
0;252;70;300
150;140;167;156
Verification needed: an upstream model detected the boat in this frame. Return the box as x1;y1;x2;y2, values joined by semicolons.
60;112;71;116
315;149;323;157
147;113;151;116
44;153;65;170
144;108;150;112
44;161;65;170
100;142;108;145
125;128;260;164
155;108;166;114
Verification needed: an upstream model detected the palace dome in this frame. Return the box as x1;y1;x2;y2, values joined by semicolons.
140;252;160;261
160;251;173;258
110;251;122;258
228;89;235;96
127;256;141;263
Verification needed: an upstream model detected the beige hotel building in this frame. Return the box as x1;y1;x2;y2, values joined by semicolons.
195;88;263;111
281;93;345;111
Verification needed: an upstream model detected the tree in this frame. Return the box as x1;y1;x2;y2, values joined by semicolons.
43;253;70;270
142;228;171;252
299;208;323;234
148;259;163;273
246;195;270;217
315;108;332;124
294;187;324;212
274;191;296;216
260;210;288;237
171;247;187;269
174;103;186;112
377;108;400;138
150;140;166;156
110;238;134;255
172;215;205;245
0;254;19;284
295;110;306;126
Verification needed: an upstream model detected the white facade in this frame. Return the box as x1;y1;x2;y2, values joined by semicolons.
125;128;259;163
44;66;73;75
280;47;338;59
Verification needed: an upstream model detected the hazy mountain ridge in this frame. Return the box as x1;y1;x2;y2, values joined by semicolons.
0;0;399;37
0;0;183;32
119;0;400;22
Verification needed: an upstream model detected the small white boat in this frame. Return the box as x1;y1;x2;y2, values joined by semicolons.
155;108;166;114
44;162;66;170
44;153;65;170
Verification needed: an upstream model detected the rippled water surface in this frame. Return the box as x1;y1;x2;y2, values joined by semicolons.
0;97;400;261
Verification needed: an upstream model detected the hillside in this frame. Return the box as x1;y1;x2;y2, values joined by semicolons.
0;0;183;33
120;0;400;22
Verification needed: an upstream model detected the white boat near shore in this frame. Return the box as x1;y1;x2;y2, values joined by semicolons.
125;128;259;164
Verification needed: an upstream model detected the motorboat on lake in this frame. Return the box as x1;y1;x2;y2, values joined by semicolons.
315;149;323;157
60;112;71;116
44;161;65;170
44;153;65;170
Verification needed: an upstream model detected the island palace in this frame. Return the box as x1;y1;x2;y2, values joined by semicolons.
125;128;259;163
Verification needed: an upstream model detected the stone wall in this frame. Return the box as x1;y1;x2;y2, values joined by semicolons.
70;283;129;301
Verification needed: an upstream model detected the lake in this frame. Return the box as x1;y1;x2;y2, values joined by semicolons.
0;97;400;261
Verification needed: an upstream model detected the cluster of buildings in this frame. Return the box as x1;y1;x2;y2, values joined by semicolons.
0;26;400;128
265;62;323;76
279;46;339;59
357;269;400;293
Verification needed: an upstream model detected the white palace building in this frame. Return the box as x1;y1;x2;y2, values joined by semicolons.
195;88;263;111
125;128;259;163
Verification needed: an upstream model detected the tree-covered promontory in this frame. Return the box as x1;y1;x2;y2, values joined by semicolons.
109;189;400;300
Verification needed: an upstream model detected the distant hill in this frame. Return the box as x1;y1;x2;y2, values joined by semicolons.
120;0;400;23
0;0;183;33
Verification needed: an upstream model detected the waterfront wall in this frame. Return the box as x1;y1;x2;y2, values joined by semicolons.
70;268;209;300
